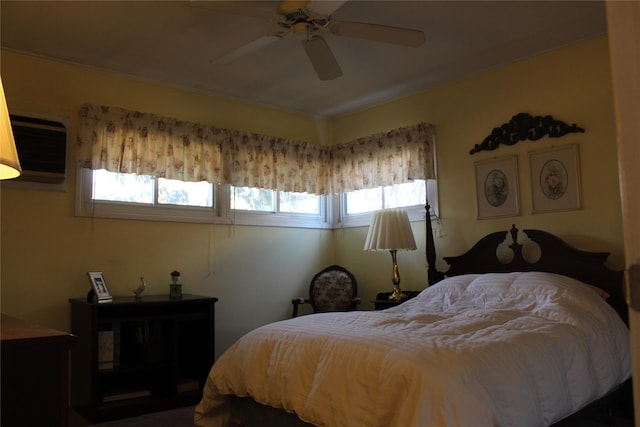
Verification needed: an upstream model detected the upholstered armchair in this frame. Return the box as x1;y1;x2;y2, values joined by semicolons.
291;265;360;317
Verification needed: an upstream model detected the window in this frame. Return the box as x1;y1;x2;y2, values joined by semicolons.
76;170;436;229
92;169;214;207
76;169;225;224
279;191;321;214
158;178;213;207
345;180;426;214
76;169;330;227
231;187;321;215
230;186;274;212
340;179;439;227
229;186;327;228
92;170;155;204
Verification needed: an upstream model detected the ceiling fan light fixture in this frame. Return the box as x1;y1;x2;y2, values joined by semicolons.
292;21;313;40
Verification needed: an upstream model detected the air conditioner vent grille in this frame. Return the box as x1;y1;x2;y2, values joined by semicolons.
10;114;67;184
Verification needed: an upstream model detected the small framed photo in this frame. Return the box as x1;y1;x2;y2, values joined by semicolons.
87;272;113;303
474;155;520;219
529;144;582;213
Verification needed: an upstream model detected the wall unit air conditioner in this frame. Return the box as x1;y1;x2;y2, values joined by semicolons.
10;114;67;184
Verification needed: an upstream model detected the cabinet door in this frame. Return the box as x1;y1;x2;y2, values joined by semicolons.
70;296;216;422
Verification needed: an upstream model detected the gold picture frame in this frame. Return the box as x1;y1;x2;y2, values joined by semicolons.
474;155;520;219
529;144;582;213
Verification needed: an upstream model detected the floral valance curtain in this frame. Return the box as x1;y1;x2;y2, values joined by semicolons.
76;104;435;195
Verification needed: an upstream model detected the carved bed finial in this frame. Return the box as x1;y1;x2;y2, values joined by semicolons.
509;224;523;259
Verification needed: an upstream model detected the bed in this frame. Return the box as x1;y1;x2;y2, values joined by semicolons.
195;224;631;427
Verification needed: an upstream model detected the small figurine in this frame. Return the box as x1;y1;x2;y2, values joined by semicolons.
133;276;147;298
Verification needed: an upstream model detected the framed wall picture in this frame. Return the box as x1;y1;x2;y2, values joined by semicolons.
529;144;582;213
474;155;520;219
87;271;113;303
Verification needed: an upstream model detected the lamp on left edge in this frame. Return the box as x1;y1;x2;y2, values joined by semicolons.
0;76;21;180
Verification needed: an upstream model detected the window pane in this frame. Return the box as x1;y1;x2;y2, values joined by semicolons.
280;192;320;214
158;178;213;207
92;169;154;204
230;186;274;211
345;187;382;214
345;180;427;214
384;180;426;208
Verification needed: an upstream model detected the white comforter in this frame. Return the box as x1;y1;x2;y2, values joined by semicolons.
195;272;631;427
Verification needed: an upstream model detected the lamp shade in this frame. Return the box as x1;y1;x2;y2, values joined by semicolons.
363;208;417;251
0;76;21;180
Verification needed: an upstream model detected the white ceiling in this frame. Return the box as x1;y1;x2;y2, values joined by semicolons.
1;1;606;118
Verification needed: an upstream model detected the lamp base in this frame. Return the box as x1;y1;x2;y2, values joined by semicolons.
388;286;407;301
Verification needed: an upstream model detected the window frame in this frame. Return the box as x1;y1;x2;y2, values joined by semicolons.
75;169;436;229
75;168;334;228
75;168;230;224
336;179;439;228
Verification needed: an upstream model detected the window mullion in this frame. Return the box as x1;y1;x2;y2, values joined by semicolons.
153;177;160;206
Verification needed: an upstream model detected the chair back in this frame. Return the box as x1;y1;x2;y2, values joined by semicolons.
309;265;358;313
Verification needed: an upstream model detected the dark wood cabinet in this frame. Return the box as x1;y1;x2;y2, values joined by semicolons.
1;314;76;427
69;294;217;422
372;290;421;310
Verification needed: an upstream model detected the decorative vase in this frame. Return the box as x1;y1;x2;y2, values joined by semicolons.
169;284;182;299
170;270;181;284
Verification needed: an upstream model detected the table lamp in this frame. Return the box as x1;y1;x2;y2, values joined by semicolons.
364;208;417;300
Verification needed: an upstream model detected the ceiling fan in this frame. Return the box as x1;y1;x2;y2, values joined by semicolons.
212;0;426;81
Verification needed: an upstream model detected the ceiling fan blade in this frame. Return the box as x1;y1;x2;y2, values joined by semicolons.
305;0;347;16
328;21;425;47
214;33;285;65
301;36;343;80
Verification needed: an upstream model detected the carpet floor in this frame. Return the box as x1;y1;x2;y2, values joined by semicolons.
71;405;635;427
70;406;196;427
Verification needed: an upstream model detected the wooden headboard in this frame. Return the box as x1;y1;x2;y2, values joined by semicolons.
424;216;627;324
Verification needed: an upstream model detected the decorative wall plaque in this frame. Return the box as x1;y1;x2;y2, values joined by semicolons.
469;113;584;155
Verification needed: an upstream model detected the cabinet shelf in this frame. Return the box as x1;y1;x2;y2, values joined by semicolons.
69;294;217;423
97;311;209;324
98;363;174;376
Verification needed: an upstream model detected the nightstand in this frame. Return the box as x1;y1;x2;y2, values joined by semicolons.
1;314;76;427
372;290;421;310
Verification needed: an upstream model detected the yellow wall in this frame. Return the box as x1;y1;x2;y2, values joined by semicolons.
0;35;622;357
0;51;334;355
335;36;623;296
